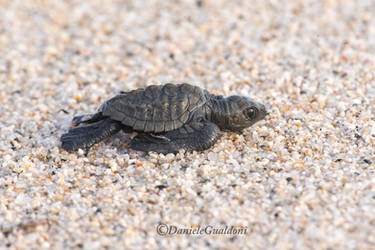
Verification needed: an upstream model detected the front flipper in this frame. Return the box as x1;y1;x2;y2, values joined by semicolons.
130;118;220;153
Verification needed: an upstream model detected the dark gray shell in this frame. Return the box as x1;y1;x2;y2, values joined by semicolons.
98;83;208;133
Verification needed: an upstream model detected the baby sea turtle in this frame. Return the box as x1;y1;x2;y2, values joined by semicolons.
61;83;268;153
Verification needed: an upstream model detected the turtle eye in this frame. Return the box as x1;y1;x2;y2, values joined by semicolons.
245;107;257;119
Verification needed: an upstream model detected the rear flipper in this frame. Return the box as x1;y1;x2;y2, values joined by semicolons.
130;118;220;153
61;118;122;152
72;112;105;125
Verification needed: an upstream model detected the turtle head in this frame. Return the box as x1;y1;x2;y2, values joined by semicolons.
218;96;268;132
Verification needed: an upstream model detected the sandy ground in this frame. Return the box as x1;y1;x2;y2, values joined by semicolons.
1;0;375;249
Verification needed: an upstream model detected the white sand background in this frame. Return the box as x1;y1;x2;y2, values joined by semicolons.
1;0;375;249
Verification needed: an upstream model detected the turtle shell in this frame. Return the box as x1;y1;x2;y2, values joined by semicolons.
98;83;208;133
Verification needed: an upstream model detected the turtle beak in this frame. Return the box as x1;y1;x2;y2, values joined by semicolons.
258;103;269;119
262;111;269;120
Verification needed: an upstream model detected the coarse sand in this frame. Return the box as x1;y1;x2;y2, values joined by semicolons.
0;0;375;249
